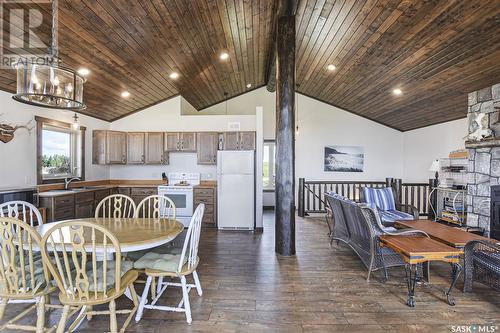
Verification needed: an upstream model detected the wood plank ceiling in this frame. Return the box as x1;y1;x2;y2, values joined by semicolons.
0;0;277;121
0;0;499;131
294;0;500;131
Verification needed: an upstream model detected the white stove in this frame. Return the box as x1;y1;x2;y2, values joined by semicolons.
158;172;200;226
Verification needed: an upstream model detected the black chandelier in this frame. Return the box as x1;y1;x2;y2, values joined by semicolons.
12;0;86;110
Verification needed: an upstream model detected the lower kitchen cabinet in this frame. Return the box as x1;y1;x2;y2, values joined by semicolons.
194;186;217;225
75;201;94;218
75;191;95;218
130;187;157;205
40;194;75;222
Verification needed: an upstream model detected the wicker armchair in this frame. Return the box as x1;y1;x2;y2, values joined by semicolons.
464;240;500;292
325;193;425;281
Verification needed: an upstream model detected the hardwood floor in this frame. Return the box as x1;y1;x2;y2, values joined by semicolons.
2;212;499;332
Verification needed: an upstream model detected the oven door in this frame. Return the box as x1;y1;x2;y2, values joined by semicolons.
160;190;193;217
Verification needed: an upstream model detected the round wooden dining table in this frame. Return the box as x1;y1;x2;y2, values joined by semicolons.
35;217;184;253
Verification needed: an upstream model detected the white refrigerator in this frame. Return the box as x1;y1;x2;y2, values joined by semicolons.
217;150;255;230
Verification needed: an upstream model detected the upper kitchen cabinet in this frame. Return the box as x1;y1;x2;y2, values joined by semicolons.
222;131;255;151
197;132;218;165
165;132;197;152
145;132;167;164
93;130;127;165
127;132;145;164
239;132;256;150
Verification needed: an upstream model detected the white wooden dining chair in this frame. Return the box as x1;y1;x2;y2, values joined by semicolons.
134;203;205;324
0;217;62;333
41;220;139;333
135;195;176;219
0;201;43;227
95;194;136;219
134;195;177;297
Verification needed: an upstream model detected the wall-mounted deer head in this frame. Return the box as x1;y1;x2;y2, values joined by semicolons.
0;114;34;143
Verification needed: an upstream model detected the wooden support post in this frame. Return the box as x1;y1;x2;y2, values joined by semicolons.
298;178;305;217
275;14;296;256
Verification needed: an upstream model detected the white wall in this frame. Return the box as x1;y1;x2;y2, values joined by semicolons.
294;95;404;182
109;96;257;180
198;88;405;181
0;90;110;188
193;87;276;140
402;118;467;182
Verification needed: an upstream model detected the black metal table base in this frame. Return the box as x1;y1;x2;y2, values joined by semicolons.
404;262;462;307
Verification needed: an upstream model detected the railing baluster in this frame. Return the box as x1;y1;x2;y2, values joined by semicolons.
312;184;316;212
416;185;421;215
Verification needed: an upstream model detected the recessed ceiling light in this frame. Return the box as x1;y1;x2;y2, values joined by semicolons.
77;68;90;76
169;72;179;79
121;91;130;98
246;83;252;88
327;64;336;71
220;52;229;60
392;88;402;96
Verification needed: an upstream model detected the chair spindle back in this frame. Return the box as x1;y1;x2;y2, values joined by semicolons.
41;221;122;301
0;217;48;297
0;201;43;227
136;195;176;219
95;194;136;219
178;203;204;272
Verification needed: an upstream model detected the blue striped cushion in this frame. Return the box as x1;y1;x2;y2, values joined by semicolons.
363;187;396;211
380;210;414;223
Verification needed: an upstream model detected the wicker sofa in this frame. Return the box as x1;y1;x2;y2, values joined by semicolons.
325;193;426;281
464;240;500;292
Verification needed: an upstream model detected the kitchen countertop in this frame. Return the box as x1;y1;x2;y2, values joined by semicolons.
37;184;165;198
195;181;217;188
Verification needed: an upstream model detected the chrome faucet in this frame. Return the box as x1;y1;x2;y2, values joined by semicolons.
64;177;81;190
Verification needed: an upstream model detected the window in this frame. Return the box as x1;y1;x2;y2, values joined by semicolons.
263;141;276;190
36;116;85;184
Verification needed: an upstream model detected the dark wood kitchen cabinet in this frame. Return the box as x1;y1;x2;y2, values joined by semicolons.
165;132;197;152
222;131;255;150
75;191;94;218
127;132;145;164
130;187;157;205
194;186;217;225
145;132;166;164
93;130;127;165
39;194;75;222
197;132;219;165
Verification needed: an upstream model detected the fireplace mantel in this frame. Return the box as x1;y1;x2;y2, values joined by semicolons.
465;137;500;148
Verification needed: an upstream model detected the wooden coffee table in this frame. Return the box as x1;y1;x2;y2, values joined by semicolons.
379;234;462;307
395;219;493;249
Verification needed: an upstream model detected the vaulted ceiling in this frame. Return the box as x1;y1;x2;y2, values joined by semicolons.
1;0;499;131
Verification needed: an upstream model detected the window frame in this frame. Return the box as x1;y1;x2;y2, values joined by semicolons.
263;140;276;192
35;116;86;184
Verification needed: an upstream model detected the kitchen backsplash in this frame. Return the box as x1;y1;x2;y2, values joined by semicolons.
108;153;217;181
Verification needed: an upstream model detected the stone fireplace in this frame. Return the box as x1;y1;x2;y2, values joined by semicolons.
466;83;500;235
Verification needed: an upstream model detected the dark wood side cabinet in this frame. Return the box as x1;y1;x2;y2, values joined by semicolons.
194;185;217;225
